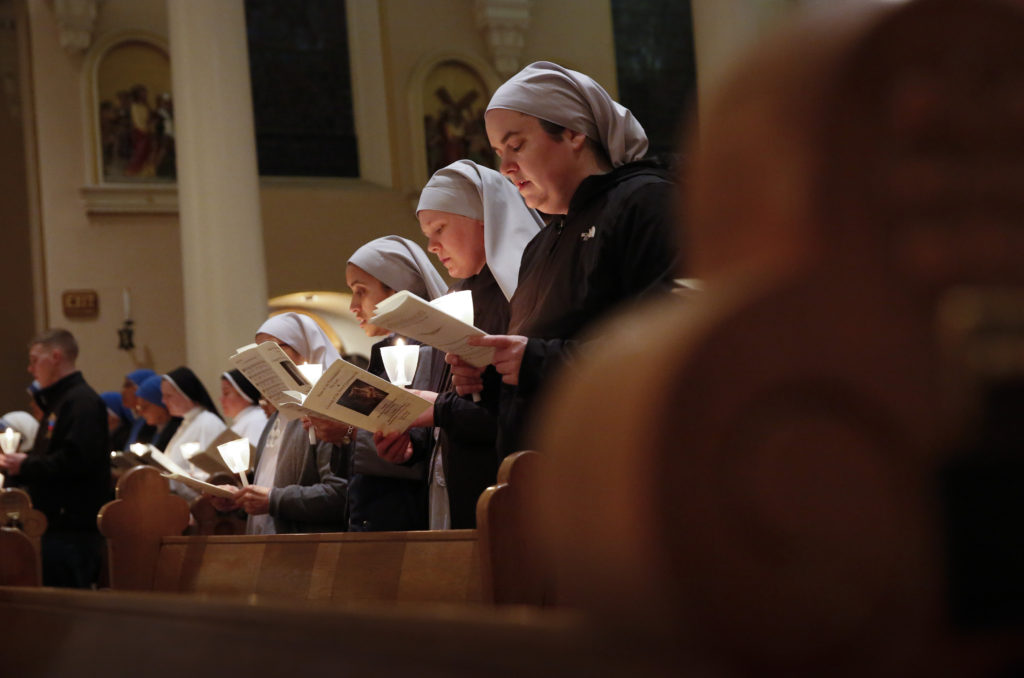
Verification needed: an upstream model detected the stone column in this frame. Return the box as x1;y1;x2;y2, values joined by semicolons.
167;0;268;399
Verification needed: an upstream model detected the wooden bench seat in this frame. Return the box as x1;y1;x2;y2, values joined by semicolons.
98;451;542;605
148;530;481;603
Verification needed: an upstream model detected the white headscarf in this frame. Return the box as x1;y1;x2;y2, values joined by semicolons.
1;411;39;452
486;61;648;167
256;312;341;369
348;236;448;301
417;160;543;300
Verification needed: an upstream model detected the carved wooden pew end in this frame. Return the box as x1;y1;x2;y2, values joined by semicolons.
0;488;47;586
99;453;543;606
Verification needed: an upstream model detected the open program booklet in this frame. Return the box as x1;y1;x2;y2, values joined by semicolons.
369;290;494;368
129;444;236;498
229;341;431;434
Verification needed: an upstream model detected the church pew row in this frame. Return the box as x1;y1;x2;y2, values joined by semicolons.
0;488;47;586
0;585;684;678
96;450;543;606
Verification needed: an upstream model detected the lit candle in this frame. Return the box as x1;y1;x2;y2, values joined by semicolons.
122;287;132;320
217;437;251;486
296;362;323;385
381;339;419;387
431;290;474;325
430;292;480;401
180;442;201;460
0;428;20;455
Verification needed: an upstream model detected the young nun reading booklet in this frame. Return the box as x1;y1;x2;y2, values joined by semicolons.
229;341;431;434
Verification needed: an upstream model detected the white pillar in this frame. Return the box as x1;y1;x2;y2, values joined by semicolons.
167;0;268;400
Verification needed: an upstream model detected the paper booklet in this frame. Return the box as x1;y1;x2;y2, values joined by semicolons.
184;428;251;477
229;341;432;434
369;290;495;368
136;447;236;499
160;472;236;499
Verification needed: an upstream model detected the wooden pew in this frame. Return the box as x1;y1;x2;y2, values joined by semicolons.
0;488;47;586
476;450;553;606
0;585;683;678
528;0;1024;673
98;451;544;606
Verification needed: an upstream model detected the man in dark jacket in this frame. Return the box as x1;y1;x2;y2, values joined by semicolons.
0;328;110;587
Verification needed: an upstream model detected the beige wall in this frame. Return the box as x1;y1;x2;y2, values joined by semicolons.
25;0;185;399
13;0;627;403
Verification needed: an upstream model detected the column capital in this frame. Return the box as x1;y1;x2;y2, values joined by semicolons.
53;0;99;54
475;0;532;79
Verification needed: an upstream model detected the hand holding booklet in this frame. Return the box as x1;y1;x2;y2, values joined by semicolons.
369;290;495;368
229;341;431;434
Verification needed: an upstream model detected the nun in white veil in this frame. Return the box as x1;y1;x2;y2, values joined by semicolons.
372;159;542;530
210;312;348;534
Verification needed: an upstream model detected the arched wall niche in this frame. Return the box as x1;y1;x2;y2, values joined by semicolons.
80;31;177;213
407;52;502;194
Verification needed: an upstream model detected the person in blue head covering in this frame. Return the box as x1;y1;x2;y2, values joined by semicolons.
100;391;134;451
121;368;156;449
134;374;181;452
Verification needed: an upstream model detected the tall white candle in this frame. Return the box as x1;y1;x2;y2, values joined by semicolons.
122;287;132;320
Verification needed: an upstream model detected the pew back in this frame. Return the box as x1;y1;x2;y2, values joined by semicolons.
151;530;480;603
98;451;545;605
0;488;47;586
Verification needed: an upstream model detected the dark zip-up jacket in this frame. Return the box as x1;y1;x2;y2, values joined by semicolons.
21;371;111;531
499;160;679;458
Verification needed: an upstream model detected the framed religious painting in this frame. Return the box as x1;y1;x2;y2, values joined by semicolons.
422;59;497;177
82;32;177;213
92;36;174;182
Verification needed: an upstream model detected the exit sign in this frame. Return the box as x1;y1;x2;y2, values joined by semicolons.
62;290;99;319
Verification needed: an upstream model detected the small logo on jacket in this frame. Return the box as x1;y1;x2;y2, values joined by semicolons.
580;226;596;241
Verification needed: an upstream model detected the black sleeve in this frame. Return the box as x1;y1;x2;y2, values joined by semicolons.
19;396;108;483
269;440;348;522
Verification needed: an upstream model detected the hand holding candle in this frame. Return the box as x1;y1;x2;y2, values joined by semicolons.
0;428;21;455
